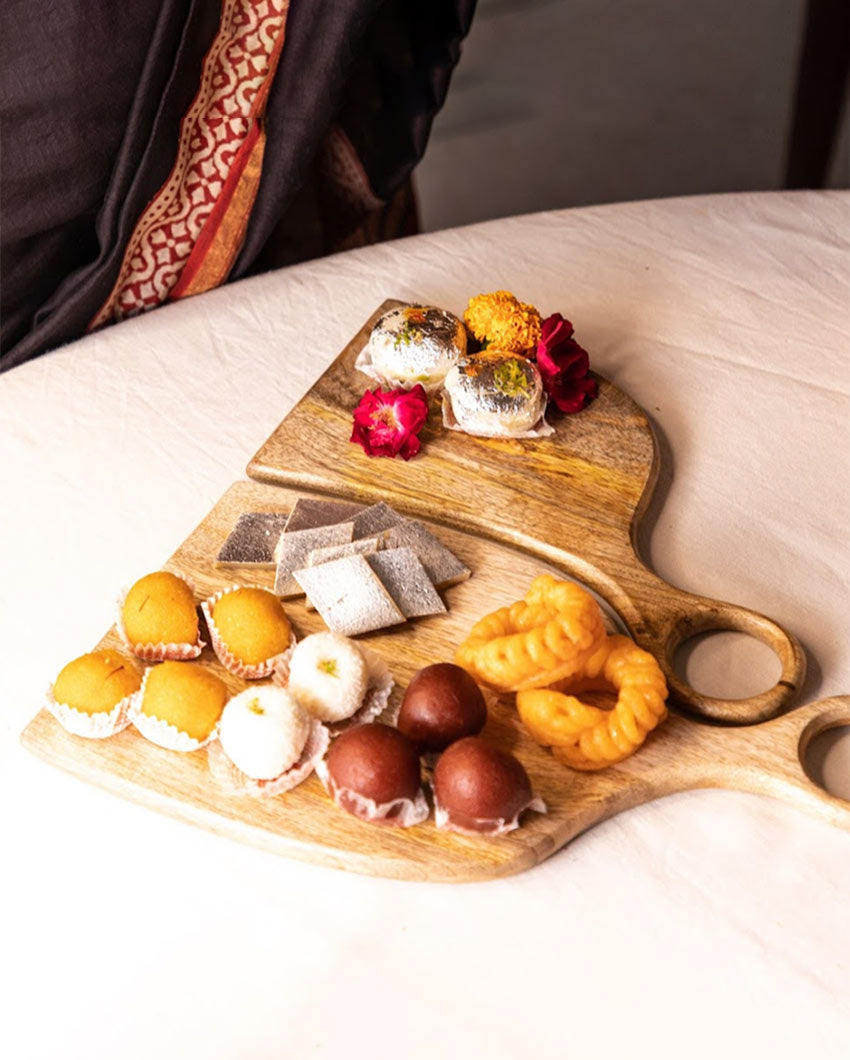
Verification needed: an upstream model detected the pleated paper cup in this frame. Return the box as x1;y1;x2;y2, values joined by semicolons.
207;719;329;797
201;586;296;680
117;576;205;662
45;684;134;739
127;668;219;752
315;756;429;828
274;644;394;736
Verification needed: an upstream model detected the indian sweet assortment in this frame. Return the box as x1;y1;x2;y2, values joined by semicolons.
42;490;554;833
42;291;671;846
348;290;597;457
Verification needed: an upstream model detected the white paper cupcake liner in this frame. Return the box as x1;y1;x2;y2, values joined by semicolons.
127;668;219;752
274;645;395;736
315;757;430;827
331;647;394;733
207;718;329;797
353;345;447;395
441;391;554;438
116;577;205;662
433;793;547;837
45;684;134;739
201;586;296;679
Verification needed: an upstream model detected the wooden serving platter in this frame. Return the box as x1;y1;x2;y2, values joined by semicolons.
20;480;850;881
248;301;804;725
20;302;850;880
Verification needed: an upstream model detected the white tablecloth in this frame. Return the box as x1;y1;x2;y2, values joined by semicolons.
2;191;849;1059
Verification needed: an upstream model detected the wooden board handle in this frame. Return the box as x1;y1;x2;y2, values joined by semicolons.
597;552;807;725
667;696;850;833
658;592;807;724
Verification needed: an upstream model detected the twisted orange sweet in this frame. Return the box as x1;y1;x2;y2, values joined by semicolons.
455;575;607;691
516;634;668;771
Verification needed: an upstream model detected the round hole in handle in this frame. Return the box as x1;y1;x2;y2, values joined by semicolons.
799;705;850;802
673;631;781;700
663;604;805;724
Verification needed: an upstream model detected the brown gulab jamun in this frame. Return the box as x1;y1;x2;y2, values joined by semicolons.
325;723;427;826
432;736;542;835
397;662;487;752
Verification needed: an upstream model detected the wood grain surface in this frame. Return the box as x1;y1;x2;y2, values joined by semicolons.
247;301;805;724
20;480;850;882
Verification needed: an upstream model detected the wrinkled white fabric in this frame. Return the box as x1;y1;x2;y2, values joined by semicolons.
1;192;849;1059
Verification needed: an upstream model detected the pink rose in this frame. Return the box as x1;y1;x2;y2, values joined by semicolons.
350;385;429;460
535;313;598;413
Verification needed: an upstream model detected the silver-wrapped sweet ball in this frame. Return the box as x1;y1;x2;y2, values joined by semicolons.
367;305;467;389
443;350;546;437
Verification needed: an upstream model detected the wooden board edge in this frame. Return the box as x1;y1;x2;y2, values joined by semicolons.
19;710;553;884
245;298;404;482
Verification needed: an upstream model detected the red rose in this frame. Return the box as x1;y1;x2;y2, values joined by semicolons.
535;313;598;413
350;385;429;460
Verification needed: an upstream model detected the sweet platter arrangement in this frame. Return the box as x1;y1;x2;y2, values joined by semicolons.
21;295;850;881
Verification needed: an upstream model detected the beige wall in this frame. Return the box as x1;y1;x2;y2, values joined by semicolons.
417;0;849;230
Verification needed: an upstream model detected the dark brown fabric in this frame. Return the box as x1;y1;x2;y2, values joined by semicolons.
0;0;476;372
0;0;222;368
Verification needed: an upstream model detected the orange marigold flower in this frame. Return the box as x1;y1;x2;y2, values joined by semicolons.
463;290;542;353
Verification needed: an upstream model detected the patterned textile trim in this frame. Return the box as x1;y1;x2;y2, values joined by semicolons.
170;119;266;299
90;0;289;328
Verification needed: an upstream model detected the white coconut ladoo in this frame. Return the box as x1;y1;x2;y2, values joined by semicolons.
218;685;312;781
285;632;369;723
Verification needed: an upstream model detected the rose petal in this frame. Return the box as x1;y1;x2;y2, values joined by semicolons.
535;311;597;415
546;373;598;413
540;313;574;346
538;340;589;380
399;433;422;460
352;397;381;427
392;385;429;432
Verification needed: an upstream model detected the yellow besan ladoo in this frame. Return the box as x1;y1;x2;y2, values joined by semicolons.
139;661;227;742
122;571;198;649
211;587;291;666
53;650;141;714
